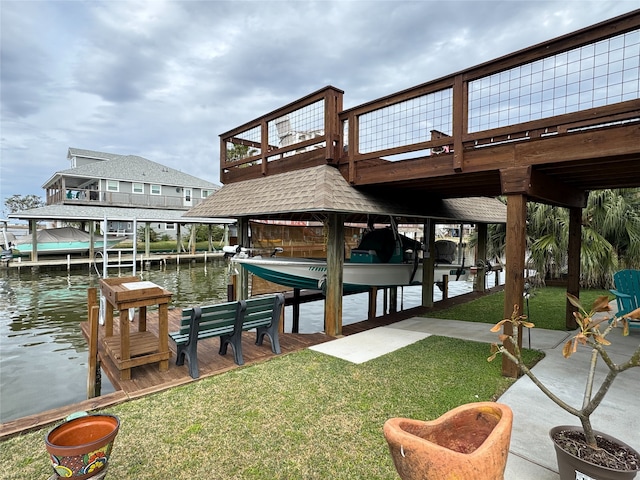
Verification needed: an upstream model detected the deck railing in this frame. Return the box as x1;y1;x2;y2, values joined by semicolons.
338;11;640;182
218;11;639;187
219;86;343;183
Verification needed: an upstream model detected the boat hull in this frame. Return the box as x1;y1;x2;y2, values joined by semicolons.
235;257;470;291
14;240;121;255
13;227;123;256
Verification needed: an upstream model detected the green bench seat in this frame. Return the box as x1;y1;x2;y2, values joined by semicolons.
169;293;285;378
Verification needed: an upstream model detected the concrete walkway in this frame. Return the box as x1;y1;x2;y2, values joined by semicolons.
311;315;640;478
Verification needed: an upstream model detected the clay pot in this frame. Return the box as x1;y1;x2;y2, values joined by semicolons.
45;413;119;479
550;426;640;480
383;402;513;480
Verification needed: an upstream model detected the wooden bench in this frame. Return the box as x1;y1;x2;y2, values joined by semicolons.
169;293;285;378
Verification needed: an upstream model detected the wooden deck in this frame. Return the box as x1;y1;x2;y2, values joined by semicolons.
0;287;500;439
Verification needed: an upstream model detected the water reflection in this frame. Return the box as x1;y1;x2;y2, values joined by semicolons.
0;260;231;423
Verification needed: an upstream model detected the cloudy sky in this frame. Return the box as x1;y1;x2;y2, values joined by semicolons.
1;1;637;215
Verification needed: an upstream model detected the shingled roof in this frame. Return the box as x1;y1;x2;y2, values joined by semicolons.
44;149;218;190
185;165;506;224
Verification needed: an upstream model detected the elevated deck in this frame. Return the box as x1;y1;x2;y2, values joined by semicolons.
218;12;640;210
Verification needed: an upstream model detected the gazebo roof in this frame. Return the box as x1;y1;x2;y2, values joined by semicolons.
186;165;507;224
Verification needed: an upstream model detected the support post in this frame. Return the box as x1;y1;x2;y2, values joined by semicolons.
422;219;435;307
441;274;449;300
474;223;488;293
237;217;250;301
324;213;344;336
389;287;397;313
502;194;527;378
30;219;38;262
566;207;582;329
368;287;378;320
145;222;151;258
87;288;100;399
293;288;301;333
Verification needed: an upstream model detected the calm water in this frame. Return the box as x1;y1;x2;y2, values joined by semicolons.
0;259;480;423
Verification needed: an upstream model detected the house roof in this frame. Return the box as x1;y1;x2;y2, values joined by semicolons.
8;204;232;225
185;165;507;224
67;148;122;162
42;149;220;190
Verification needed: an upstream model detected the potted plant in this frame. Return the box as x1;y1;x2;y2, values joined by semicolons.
489;294;640;479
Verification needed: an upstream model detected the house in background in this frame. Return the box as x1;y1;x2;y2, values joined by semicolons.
37;148;220;238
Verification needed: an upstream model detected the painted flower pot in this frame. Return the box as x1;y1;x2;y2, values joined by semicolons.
45;413;120;479
383;402;513;480
550;426;640;480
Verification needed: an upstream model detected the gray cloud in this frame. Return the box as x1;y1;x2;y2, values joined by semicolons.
1;0;636;214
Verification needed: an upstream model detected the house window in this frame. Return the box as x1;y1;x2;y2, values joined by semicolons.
165;223;175;230
202;189;214;198
106;180;119;192
132;183;144;194
150;184;161;195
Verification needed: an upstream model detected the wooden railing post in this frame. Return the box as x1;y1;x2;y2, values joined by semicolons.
87;288;101;399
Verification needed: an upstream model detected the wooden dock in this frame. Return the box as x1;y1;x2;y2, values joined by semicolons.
0;286;500;440
1;251;224;273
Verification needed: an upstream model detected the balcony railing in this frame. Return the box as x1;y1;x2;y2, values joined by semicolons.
47;189;204;210
219;86;344;183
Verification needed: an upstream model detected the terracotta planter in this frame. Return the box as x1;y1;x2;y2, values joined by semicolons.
550;426;640;480
45;413;120;479
383;402;513;480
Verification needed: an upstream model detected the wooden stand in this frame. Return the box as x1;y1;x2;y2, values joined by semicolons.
99;277;172;380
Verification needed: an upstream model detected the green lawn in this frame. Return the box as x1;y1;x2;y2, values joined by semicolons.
0;337;541;479
429;286;611;330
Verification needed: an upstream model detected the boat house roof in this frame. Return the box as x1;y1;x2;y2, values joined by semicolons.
9;204;232;225
185;165;506;224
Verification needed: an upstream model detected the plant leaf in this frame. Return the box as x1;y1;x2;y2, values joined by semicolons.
566;293;582;309
562;339;574;358
592;295;612;313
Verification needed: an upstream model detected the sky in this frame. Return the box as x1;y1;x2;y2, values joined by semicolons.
1;0;638;217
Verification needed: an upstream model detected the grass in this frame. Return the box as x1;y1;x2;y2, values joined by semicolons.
0;337;542;479
428;286;611;330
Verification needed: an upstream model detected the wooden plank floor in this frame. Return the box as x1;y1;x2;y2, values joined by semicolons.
0;306;333;439
0;286;502;439
87;307;334;396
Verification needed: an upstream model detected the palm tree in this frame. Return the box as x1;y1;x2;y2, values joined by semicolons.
485;189;640;288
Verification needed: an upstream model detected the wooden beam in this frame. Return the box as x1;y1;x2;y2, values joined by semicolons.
324;213;344;336
566;207;581;329
238;217;249;301
502;194;527;378
500;166;587;209
452;75;465;172
474;223;487;293
421;219;435;308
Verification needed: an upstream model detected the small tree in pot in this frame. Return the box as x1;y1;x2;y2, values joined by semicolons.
489;294;640;477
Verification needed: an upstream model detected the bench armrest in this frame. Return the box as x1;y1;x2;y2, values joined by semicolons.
609;289;631;299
